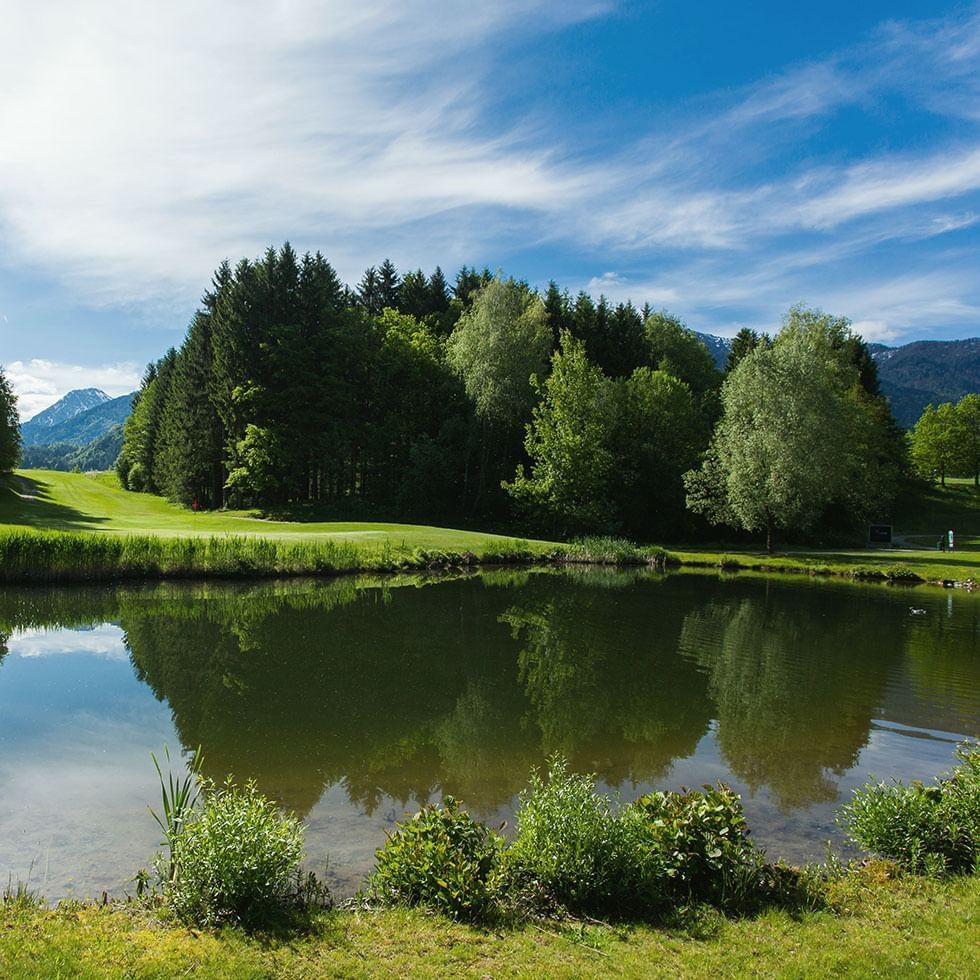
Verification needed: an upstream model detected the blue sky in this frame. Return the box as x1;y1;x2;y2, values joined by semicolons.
2;1;980;418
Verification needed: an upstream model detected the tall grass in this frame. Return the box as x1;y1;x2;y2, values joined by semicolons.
0;529;556;584
556;536;672;567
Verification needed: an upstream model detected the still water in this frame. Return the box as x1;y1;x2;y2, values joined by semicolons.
1;569;977;900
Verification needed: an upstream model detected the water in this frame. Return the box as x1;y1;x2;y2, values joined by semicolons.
0;569;976;900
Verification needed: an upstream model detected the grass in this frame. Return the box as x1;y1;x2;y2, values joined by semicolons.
663;477;980;585
2;469;979;586
0;471;556;583
0;869;976;977
1;470;555;551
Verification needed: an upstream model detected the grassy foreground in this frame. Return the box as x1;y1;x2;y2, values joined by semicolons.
2;469;979;586
1;869;976;978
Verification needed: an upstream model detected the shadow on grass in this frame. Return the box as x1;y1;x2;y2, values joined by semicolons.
1;475;110;532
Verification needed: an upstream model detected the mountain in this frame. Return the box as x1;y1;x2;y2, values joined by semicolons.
21;392;135;449
19;390;136;471
20;388;110;441
697;333;732;371
868;339;980;428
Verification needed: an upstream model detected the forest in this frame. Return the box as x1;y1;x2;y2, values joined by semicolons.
115;243;908;545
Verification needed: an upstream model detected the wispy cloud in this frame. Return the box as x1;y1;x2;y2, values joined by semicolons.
0;2;979;345
0;0;607;302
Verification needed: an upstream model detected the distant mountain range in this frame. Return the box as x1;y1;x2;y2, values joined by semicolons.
20;389;135;471
21;388;110;438
697;333;980;428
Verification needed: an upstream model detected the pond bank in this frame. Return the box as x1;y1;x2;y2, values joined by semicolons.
2;523;978;590
2;869;977;978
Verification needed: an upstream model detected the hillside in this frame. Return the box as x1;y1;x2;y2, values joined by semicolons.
20;423;125;472
869;338;980;427
20;388;110;441
19;391;135;470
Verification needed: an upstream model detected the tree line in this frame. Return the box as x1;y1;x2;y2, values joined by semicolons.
0;366;21;475
117;244;906;547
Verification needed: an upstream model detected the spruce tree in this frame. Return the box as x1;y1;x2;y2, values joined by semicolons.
357;266;382;315
378;258;401;310
0;365;21;474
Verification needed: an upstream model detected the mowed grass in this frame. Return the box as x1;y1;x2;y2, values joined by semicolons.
665;477;980;585
1;470;555;554
1;870;977;978
3;469;980;585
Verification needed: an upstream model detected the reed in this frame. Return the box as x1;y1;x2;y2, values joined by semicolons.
0;528;553;584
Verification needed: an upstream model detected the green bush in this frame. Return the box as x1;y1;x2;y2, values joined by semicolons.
161;778;320;927
840;744;980;875
505;757;659;915
632;785;763;909
369;797;503;921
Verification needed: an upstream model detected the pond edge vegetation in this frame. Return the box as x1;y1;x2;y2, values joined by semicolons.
2;746;977;975
1;524;968;588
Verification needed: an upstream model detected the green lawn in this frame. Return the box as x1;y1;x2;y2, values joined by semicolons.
3;469;980;585
1;870;976;978
1;470;554;554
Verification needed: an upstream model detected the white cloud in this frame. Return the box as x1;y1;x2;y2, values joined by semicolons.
6;359;141;420
851;320;898;343
10;624;128;661
0;1;978;346
0;0;608;300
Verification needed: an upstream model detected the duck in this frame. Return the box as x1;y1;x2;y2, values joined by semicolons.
909;607;927;616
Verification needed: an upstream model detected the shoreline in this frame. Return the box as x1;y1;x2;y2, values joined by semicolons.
0;523;975;589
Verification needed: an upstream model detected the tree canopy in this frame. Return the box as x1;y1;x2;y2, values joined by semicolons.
0;365;21;474
115;246;909;549
685;306;898;552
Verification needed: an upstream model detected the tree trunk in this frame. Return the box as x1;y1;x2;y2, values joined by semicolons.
766;524;773;555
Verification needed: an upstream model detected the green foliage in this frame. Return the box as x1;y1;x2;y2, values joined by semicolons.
633;786;763;909
369;797;503;921
447;276;552;430
686;306;872;550
644;310;722;402
149;746;204;882
840;744;980;875
506;334;616;533
957;393;980;486
0;367;21;475
161;777;316;928
910;400;972;487
505;757;658;916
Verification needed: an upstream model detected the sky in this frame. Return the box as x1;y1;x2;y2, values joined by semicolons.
2;1;980;419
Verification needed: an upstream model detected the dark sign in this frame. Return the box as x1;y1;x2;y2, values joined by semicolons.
869;524;892;544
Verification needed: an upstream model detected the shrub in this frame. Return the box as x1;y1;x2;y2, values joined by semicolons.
839;744;980;875
505;757;659;915
161;777;318;927
369;797;503;921
632;785;763;909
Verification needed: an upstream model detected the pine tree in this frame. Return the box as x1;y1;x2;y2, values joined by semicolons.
0;365;21;473
428;266;450;313
399;269;431;318
357;266;382;315
378;258;401;310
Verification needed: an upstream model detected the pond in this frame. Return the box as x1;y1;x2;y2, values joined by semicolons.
1;569;977;900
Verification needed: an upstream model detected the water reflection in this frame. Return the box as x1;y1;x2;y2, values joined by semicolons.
1;571;978;898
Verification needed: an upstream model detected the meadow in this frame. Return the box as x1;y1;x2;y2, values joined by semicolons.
2;469;978;585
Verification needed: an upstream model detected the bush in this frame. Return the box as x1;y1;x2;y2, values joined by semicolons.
505;757;659;915
161;778;320;927
369;797;503;921
840;744;980;875
632;785;763;909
